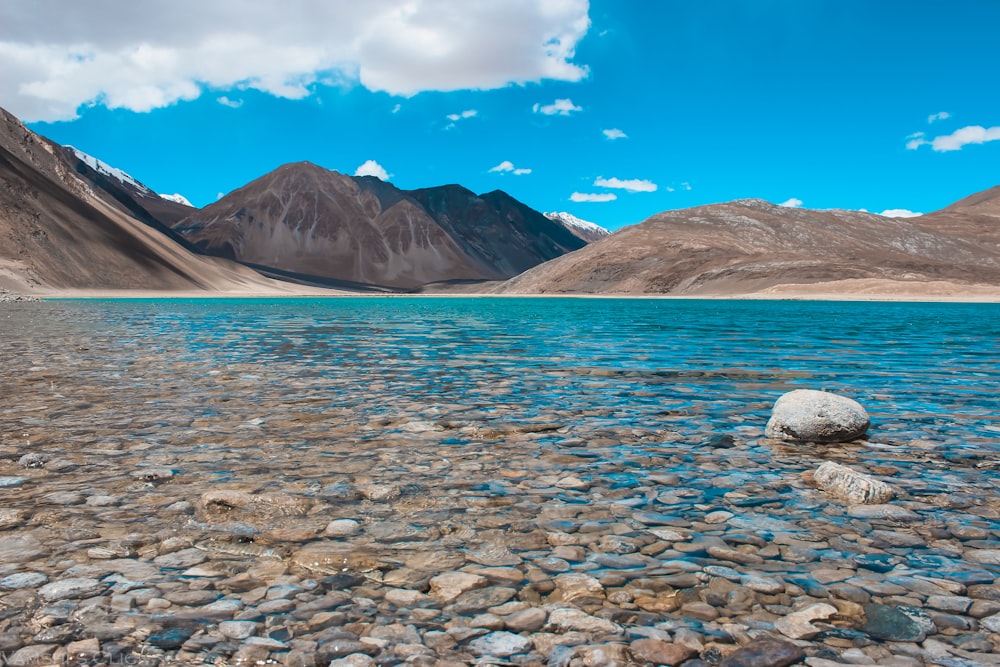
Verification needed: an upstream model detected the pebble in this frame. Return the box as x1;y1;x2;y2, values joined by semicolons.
468;631;533;657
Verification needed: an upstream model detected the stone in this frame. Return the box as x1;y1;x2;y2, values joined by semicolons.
429;572;487;603
862;603;927;642
0;534;47;563
631;638;697;665
219;620;258;639
720;636;806;667
449;586;517;613
846;505;920;522
384;588;431;606
38;577;107;601
813;461;895;504
325;518;361;537
468;631;533;657
0;572;48;589
504;607;548;632
553;572;605;604
6;645;58;667
327;656;375;667
774;603;838;639
545;607;622;634
765;389;869;443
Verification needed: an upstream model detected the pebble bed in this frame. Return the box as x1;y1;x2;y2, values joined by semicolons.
0;298;998;667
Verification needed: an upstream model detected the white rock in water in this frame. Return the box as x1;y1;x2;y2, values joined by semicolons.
766;389;869;443
813;461;895;504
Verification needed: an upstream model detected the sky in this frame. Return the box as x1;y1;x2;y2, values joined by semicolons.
2;0;998;231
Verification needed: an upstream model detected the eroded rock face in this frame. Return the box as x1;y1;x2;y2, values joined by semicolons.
765;389;869;443
813;461;895;504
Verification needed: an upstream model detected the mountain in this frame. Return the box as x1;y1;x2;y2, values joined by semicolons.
0;106;303;295
496;195;1000;296
173;162;585;289
544;211;611;242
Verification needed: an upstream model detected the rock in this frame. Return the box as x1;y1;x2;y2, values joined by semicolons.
148;627;196;649
429;572;487;603
0;572;48;589
720;636;805;667
327;656;375;667
862;603;927;642
360;484;401;501
325;518;361;537
545;608;622;634
6;645;58;667
385;588;431;606
0;534;47;562
630;638;697;665
812;461;895;504
774;603;838;639
219;620;258;639
504;607;548;632
449;586;518;614
846;505;920;521
553;572;605;604
469;631;533;657
765;389;869;443
38;577;107;601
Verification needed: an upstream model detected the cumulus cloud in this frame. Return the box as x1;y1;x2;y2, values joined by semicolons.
0;0;590;122
489;160;531;175
880;208;922;218
928;111;951;124
217;96;242;108
446;109;477;122
533;98;582;116
603;128;627;140
570;192;617;202
594;176;657;193
907;125;1000;152
354;159;390;181
779;198;803;208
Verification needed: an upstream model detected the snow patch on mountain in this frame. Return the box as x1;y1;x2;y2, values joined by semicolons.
160;193;193;207
544;211;611;242
65;146;151;194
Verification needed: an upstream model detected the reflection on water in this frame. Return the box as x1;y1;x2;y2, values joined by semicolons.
0;297;998;663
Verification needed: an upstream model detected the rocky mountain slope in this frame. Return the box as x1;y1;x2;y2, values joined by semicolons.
544;211;611;242
0;106;302;294
496;195;1000;295
172;163;585;290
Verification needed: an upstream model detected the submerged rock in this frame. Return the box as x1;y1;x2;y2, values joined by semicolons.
813;461;895;504
720;636;805;667
765;389;870;443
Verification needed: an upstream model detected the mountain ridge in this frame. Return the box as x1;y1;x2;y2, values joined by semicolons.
172;162;586;289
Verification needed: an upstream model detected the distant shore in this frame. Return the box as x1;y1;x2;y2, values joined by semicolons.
13;278;1000;303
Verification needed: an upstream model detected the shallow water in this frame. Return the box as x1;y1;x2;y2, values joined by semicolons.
1;297;999;664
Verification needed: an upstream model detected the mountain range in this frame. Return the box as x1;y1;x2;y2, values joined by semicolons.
0;104;997;298
172;162;586;290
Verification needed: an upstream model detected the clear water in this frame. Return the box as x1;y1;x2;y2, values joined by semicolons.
1;297;999;661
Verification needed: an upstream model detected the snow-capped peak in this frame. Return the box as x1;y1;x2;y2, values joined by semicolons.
160;193;194;207
544;211;611;242
65;145;151;195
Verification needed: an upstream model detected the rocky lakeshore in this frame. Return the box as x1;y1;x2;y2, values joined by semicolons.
1;298;998;666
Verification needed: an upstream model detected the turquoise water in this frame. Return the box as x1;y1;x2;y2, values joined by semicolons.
6;297;998;448
1;297;1000;663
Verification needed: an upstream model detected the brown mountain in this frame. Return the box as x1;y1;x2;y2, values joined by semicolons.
496;194;1000;296
0;106;302;295
172;162;585;290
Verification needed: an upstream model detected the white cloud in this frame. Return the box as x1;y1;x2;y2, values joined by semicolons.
354;159;390;181
681;181;691;191
446;109;477;122
594;176;657;193
880;208;922;218
906;125;1000;152
603;128;627;140
217;95;242;108
930;125;1000;152
779;198;803;208
391;103;401;114
570;192;617;202
0;1;590;122
928;111;951;124
489;160;531;175
533;98;582;116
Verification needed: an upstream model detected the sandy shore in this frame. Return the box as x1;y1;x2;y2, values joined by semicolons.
17;279;1000;303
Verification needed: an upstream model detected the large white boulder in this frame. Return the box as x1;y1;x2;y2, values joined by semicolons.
765;389;869;443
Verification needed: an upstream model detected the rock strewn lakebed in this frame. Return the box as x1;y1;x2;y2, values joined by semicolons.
1;298;998;666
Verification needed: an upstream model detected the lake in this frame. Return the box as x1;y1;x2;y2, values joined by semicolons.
1;297;998;665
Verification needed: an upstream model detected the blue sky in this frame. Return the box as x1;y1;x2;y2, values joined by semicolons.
3;1;998;230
